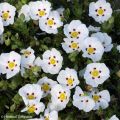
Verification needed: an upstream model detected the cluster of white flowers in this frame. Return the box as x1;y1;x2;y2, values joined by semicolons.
0;0;114;36
73;86;111;112
18;61;81;116
19;0;63;34
0;1;64;35
19;82;59;120
62;20;88;53
0;0;119;120
15;45;114;119
62;19;113;62
61;0;114;62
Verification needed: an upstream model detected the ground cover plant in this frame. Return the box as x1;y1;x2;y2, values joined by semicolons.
0;0;120;120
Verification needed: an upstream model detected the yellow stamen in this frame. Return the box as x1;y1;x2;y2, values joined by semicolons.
42;83;50;92
71;42;78;49
47;19;54;26
50;58;56;65
8;62;15;69
97;9;104;15
39;10;45;16
2;12;9;20
93;95;100;102
71;32;79;38
67;78;74;86
91;70;99;77
59;92;67;101
87;47;95;54
27;95;35;100
27;105;36;113
23;51;31;56
45;116;49;120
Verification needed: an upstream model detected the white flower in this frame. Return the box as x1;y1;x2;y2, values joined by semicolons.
84;63;110;87
19;84;43;105
21;56;41;76
37;77;57;97
109;115;119;120
88;25;100;32
61;38;81;53
117;45;120;53
21;101;45;115
0;2;16;26
73;86;95;112
56;7;64;19
41;109;58;120
81;37;104;62
90;89;110;110
34;57;42;67
0;18;4;35
0;51;21;79
20;47;35;67
49;84;70;111
57;68;79;89
39;11;63;34
64;20;89;40
89;0;112;23
19;4;30;22
39;48;63;74
91;32;113;52
29;0;51;20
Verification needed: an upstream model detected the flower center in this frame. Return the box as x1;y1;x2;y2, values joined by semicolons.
71;42;78;49
50;58;56;65
27;105;36;113
23;51;31;56
67;78;74;86
87;47;95;54
8;62;15;69
45;116;49;120
71;31;79;38
97;8;104;15
47;19;54;26
2;12;9;20
93;95;100;102
58;92;67;102
27;95;35;100
42;83;50;92
39;10;45;16
91;70;99;77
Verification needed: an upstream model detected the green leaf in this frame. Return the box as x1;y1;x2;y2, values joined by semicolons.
68;51;79;62
12;94;22;105
63;8;70;21
101;16;114;33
